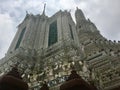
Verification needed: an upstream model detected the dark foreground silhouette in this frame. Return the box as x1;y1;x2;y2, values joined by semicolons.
0;66;28;90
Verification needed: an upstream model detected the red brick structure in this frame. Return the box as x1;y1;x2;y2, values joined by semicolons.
110;87;120;90
0;66;28;90
60;70;98;90
40;81;49;90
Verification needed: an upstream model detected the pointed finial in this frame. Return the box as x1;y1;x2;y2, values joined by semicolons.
69;9;71;12
42;3;46;15
26;11;28;14
76;7;78;10
88;18;91;22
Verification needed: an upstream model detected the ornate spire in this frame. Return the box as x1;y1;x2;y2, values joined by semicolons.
75;7;85;20
42;3;46;15
76;7;78;10
26;11;28;14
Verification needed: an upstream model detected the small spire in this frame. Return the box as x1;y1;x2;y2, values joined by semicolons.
42;3;46;15
26;11;28;14
69;9;71;13
76;7;79;10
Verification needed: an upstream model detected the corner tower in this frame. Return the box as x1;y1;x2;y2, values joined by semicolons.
0;8;85;90
75;7;86;25
75;7;99;33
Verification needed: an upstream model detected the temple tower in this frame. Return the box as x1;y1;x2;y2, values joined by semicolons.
0;7;120;90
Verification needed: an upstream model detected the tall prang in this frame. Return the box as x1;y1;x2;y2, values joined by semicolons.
0;7;120;90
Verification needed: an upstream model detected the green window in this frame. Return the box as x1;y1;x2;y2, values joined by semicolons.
48;20;58;46
69;24;74;39
15;27;26;49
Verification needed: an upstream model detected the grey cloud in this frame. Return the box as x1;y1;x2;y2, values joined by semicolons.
0;0;120;59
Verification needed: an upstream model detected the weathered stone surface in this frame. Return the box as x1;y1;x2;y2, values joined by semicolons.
0;7;120;90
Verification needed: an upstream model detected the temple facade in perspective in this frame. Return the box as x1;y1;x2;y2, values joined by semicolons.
0;7;120;90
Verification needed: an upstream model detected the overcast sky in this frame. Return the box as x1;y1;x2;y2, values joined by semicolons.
0;0;120;59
